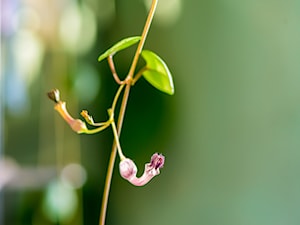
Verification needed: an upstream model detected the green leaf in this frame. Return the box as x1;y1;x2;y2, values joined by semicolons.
141;50;174;95
98;36;141;62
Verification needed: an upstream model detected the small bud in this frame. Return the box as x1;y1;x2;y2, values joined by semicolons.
47;89;60;103
81;110;94;124
119;153;165;186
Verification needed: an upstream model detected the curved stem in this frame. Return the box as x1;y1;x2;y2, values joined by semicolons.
83;123;111;134
108;55;124;85
111;84;125;113
111;120;126;160
99;1;158;225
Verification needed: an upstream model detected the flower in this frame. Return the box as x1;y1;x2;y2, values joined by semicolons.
119;153;165;186
47;89;87;134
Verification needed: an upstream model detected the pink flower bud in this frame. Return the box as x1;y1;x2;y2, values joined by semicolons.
119;158;137;179
119;153;165;186
54;102;87;133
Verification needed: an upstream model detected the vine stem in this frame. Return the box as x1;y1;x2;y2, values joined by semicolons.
98;1;158;225
127;0;158;80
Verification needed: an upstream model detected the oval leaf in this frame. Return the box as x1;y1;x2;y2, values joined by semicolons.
141;50;174;95
98;36;141;62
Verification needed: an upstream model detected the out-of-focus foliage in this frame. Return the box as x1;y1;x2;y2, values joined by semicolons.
1;0;300;225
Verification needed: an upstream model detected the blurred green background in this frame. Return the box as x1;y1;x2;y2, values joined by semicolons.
1;0;300;225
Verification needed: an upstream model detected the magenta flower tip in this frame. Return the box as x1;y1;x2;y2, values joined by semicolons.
150;153;165;169
119;153;165;186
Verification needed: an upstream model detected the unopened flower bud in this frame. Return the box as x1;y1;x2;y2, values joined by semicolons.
119;153;165;186
47;89;60;103
48;89;87;134
81;110;94;124
119;158;137;180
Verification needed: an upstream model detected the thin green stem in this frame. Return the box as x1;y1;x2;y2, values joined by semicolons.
111;84;125;113
127;0;158;80
98;74;131;225
98;139;118;225
83;123;111;134
87;121;107;126
98;1;158;225
111;120;126;160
